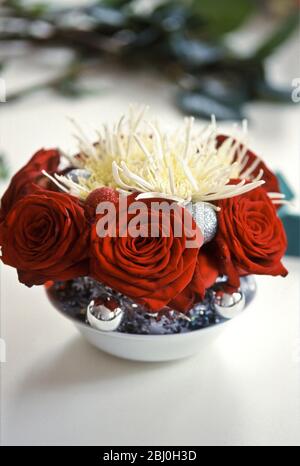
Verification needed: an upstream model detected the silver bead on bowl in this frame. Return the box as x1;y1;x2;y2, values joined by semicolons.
213;290;245;320
87;297;124;332
186;202;218;243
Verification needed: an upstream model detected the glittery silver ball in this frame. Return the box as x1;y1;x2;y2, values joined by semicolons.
186;202;218;243
67;169;91;184
213;291;245;320
87;297;123;332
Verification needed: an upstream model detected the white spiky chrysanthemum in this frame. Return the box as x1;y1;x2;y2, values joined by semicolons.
44;106;285;210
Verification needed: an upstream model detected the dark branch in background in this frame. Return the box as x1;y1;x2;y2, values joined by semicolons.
0;0;299;120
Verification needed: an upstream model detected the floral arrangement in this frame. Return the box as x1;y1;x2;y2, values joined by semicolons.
0;107;288;315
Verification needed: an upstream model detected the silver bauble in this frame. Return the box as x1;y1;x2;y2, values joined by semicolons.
213;291;245;320
87;297;123;332
186;202;218;243
67;169;91;184
240;275;257;304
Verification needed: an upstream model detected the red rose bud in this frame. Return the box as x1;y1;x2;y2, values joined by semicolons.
85;187;119;221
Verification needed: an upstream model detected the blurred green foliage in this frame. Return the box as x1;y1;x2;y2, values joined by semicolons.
0;154;9;180
0;0;298;120
191;0;255;36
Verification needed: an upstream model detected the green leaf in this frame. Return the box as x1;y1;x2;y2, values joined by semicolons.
191;0;255;36
28;2;49;18
0;154;9;180
5;0;49;18
101;0;133;6
253;13;299;61
177;91;245;121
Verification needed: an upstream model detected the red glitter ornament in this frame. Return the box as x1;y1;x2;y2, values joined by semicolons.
85;187;119;221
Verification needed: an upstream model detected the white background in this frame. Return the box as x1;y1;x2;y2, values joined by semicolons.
0;2;300;446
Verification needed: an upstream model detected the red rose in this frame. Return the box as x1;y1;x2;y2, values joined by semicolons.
0;190;89;286
213;186;287;291
217;135;280;194
90;195;203;312
169;248;219;310
0;148;60;221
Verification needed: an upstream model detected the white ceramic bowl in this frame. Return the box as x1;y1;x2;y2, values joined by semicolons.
57;309;237;362
51;276;256;362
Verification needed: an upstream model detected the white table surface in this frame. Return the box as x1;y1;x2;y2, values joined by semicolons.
0;14;300;446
